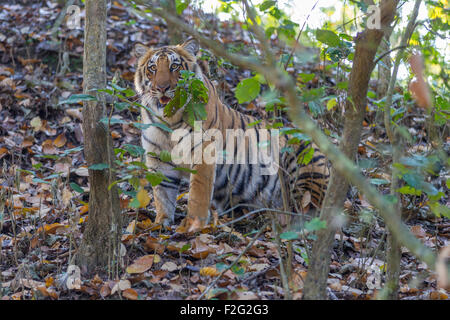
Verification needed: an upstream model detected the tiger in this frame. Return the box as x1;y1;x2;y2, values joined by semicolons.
133;38;329;232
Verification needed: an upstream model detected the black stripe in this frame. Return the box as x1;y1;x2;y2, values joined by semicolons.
143;135;162;150
159;181;179;190
310;155;325;163
297;172;330;180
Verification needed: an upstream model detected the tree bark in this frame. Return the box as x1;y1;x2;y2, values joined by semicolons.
302;0;399;300
375;26;393;124
381;0;422;299
75;0;122;276
165;0;183;44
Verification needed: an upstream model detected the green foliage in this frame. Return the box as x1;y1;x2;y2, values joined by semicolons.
315;29;340;47
279;231;299;240
235;77;261;103
297;146;314;165
164;70;209;127
175;0;190;14
304;217;327;232
58;94;97;105
88;163;110;170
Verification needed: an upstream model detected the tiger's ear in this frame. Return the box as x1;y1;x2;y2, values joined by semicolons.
180;38;199;57
134;43;150;58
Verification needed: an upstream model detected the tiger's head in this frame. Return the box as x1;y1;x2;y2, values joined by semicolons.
133;38;204;119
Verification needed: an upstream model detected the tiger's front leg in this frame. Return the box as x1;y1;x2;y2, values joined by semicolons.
146;155;182;226
178;162;216;233
153;182;180;227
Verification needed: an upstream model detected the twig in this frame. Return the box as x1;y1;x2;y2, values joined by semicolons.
283;0;320;70
197;222;269;300
271;216;292;299
50;0;76;41
373;45;407;66
384;0;421;143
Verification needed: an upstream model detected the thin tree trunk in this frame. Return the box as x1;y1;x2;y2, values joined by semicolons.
381;0;422;299
303;0;399;300
75;0;122;276
165;0;183;44
375;26;394;124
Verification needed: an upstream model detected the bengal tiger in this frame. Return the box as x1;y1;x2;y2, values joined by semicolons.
133;38;329;232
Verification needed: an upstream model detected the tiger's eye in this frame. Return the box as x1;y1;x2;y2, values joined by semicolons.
170;64;180;71
148;65;156;72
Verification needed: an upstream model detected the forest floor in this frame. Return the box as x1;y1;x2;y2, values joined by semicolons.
0;2;448;300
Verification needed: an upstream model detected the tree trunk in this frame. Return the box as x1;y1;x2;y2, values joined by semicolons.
375;27;394;124
75;0;122;277
303;0;399;300
381;0;422;299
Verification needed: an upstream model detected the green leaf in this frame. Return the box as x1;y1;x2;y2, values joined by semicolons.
279;231;300;240
59;94;97;105
235;78;261;104
32;178;51;184
189;79;209;102
180;243;191;253
297;146;314;165
132;122;152;130
175;0;189;14
402;173;422;189
128;197;140;209
304;217;327;232
100;117;125;125
172;167;198;174
247;120;262;127
124;144;146;157
259;0;276;11
122;88;135;97
159;150;172;163
88;163;110;170
370;178;390;185
430;203;450;218
231;265;245;275
17;168;35;175
145;172;167;187
183;101;207;128
35;154;60;160
315;29;340;47
114;101;129;111
337;81;348;90
216;262;228;271
326;98;337;110
396;186;422;196
298;73;315;82
70;182;84;193
421;182;438;196
133;122;173;133
164;87;187;118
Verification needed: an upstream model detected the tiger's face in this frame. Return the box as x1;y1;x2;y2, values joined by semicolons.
134;39;202;119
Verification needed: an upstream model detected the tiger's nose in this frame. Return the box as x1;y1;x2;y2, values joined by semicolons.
157;84;170;93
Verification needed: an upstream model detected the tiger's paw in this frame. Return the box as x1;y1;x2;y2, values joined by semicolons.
176;216;205;233
155;212;172;229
